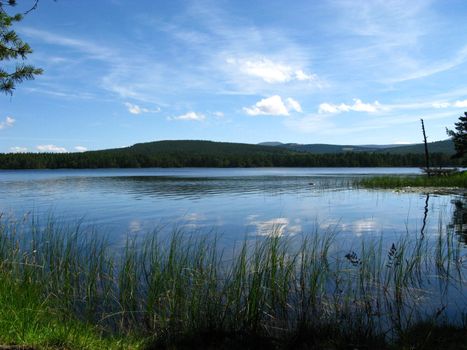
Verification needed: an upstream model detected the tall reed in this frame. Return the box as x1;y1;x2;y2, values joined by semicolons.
357;172;467;189
0;213;465;347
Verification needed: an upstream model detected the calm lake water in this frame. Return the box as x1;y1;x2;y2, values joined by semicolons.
2;167;467;322
0;167;465;248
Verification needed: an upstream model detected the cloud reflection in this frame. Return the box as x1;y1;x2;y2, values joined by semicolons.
319;217;379;237
248;217;302;237
128;220;142;233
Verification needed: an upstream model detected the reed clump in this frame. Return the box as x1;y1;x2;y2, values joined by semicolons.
0;214;465;349
357;171;467;189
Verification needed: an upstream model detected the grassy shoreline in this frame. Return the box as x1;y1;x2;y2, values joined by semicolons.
357;171;467;191
0;216;466;349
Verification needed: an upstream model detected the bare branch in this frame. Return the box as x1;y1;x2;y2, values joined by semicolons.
23;0;39;15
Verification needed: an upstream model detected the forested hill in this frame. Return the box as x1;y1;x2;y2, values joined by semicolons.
114;140;292;156
0;140;463;169
379;140;455;154
261;139;455;154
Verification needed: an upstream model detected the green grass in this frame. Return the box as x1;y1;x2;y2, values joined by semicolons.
357;171;467;189
0;273;144;349
0;215;465;349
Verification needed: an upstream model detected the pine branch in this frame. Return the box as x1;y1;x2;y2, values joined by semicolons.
0;0;42;95
0;64;43;95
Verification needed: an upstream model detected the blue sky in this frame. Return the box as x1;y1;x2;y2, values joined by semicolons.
2;0;467;153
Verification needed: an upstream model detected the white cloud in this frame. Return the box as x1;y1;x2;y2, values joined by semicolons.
432;102;451;109
124;102;160;115
74;146;88;152
0;116;15;130
169;111;205;121
432;99;467;109
125;102;146;114
285;110;454;138
329;1;450;84
295;69;316;81
388;46;467;83
37;144;68;153
213;111;224;118
286;97;303;113
318;103;343;114
20;27;113;60
317;96;467;113
21;16;320;105
318;99;382;114
244;95;289;116
227;57;316;84
10;146;28;153
244;95;302;116
352;99;382;112
241;58;291;83
5;116;14;126
454;100;467;108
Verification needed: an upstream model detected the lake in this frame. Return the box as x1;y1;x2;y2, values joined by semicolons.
0;167;464;247
1;167;466;326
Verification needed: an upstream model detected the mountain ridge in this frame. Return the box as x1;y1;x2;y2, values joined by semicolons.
258;139;454;155
0;139;461;169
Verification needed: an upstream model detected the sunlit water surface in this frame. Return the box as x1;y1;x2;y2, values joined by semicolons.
0;167;464;245
1;167;466;323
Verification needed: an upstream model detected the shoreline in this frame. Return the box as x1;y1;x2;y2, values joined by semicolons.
388;186;466;195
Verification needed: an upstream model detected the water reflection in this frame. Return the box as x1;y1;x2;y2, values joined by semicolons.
0;168;464;331
449;195;467;245
0;176;355;203
0;169;462;249
246;216;303;237
420;194;429;238
103;176;353;199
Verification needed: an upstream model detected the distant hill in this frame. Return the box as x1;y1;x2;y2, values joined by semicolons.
110;140;292;156
112;139;454;157
260;139;455;155
280;143;382;153
0;139;462;169
378;140;455;154
257;142;284;147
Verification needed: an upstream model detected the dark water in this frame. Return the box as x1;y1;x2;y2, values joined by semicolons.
0;167;464;245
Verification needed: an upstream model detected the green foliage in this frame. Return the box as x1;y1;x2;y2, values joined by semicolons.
358;172;467;189
281;139;456;155
378;139;456;155
0;274;144;349
0;0;43;94
0;140;463;169
446;112;467;159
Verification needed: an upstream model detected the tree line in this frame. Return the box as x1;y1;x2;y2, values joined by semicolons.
0;150;462;169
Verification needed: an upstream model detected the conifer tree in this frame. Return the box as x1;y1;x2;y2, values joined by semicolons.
0;0;42;95
446;112;467;159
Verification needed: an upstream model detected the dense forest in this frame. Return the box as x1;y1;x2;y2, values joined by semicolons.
0;140;463;169
278;139;455;154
